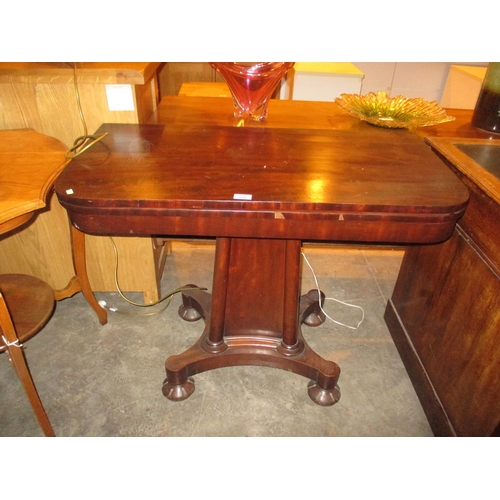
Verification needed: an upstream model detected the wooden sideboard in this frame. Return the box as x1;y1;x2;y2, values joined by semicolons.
0;63;167;302
385;135;500;436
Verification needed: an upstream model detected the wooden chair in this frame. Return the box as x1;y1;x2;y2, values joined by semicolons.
0;274;56;437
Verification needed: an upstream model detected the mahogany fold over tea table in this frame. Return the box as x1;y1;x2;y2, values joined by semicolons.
55;122;468;406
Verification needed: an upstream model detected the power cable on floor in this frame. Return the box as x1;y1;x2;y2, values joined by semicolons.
99;237;206;317
301;251;365;330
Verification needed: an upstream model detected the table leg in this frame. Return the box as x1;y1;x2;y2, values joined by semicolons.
162;237;341;406
71;225;108;325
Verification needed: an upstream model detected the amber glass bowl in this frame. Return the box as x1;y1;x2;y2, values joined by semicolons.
335;91;455;129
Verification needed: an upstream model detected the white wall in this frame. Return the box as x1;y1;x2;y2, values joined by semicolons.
353;62;488;103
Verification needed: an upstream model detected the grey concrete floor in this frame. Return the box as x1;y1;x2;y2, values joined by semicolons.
0;242;433;437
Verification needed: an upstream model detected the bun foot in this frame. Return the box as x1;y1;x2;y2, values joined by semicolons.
178;304;202;322
307;380;341;406
162;377;195;401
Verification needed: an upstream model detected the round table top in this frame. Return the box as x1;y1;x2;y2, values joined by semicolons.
0;129;68;235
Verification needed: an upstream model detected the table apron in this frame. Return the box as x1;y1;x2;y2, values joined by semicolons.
65;210;460;244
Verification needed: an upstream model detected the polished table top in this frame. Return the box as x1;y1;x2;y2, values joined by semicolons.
0;129;68;235
55;121;469;245
150;95;497;139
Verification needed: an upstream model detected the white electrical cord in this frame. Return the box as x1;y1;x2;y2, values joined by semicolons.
301;251;365;330
1;335;22;351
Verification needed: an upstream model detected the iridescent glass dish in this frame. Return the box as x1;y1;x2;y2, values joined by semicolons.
211;62;294;122
335;91;455;129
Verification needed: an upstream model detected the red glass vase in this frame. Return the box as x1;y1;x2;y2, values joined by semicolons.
211;62;294;122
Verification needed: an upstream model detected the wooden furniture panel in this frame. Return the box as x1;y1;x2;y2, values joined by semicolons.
385;136;500;436
0;63;164;302
0;191;73;290
158;62;219;98
0;63;161;148
136;76;160;123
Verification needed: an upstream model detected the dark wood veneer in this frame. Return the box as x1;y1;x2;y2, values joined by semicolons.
385;140;500;436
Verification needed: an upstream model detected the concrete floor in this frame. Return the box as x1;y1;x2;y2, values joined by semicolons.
0;242;433;437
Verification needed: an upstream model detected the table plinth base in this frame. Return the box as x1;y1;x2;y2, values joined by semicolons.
163;282;341;407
